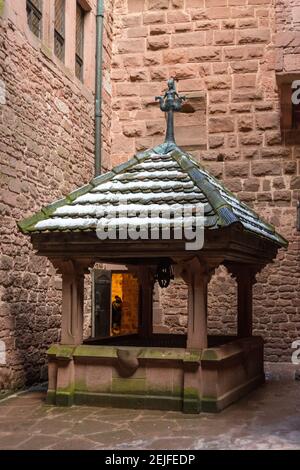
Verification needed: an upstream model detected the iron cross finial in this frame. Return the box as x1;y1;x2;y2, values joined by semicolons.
155;78;186;144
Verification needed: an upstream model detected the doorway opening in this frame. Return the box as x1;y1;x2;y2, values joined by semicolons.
92;270;139;339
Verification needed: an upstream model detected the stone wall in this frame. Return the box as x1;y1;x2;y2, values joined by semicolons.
101;0;115;170
0;0;299;392
109;0;300;362
0;0;114;388
275;0;300;73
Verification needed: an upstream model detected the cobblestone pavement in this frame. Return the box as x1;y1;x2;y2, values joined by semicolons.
0;372;299;450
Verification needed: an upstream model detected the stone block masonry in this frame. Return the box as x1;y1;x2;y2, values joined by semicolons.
110;0;300;363
0;0;114;388
0;0;300;392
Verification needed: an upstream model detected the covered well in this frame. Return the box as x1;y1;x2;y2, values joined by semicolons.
19;80;287;413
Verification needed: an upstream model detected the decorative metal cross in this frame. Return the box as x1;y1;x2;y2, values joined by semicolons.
155;78;186;144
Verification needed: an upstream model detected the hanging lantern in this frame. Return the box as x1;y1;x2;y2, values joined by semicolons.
155;260;174;289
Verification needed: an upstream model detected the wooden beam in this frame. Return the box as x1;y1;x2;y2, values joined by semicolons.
31;226;279;266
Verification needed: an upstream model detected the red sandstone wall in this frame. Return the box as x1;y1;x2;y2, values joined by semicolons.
275;0;300;73
109;0;300;361
0;0;114;388
102;0;115;171
0;0;299;393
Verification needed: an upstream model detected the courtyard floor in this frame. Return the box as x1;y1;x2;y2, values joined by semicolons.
0;365;299;450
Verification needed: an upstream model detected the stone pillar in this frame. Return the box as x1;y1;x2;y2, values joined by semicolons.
228;264;257;338
178;258;214;413
61;262;84;345
52;260;88;345
181;258;209;350
47;259;91;406
237;268;256;338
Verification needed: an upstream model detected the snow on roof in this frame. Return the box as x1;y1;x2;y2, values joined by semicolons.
18;148;287;247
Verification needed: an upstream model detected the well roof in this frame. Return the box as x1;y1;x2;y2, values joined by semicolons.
18;144;287;248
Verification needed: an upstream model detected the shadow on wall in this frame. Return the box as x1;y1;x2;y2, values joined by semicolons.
1;255;61;389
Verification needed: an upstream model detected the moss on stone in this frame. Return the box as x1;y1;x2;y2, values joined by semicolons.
42;197;71;216
56;390;74;407
74;391;182;411
75;345;193;363
201;397;220;413
183;398;200;414
201;349;219;361
172;385;184;398
112;377;146;395
111;157;141;175
73;345;117;358
184;386;199;399
18;210;48;233
184;350;202;363
171;151;195;171
68;184;94;202
74;380;87;392
74;391;112;407
56;346;75;360
47;344;60;356
183;387;201;414
134;149;154;162
146;385;173;397
0;0;4;17
45;390;56;405
143;395;182;411
139;348;186;361
91;171;115;187
111;393;145;409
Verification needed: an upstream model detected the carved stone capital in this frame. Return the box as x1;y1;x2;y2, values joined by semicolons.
225;263;261;285
50;258;92;276
176;257;219;285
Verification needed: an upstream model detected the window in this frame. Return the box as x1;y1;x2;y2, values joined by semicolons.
279;81;300;144
54;0;65;62
26;0;43;38
292;87;300;129
75;2;85;81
